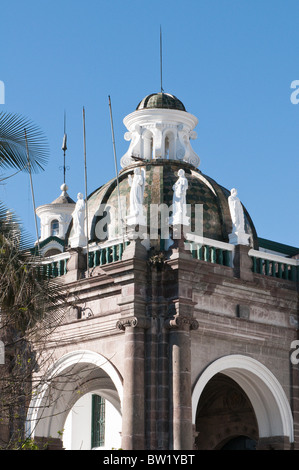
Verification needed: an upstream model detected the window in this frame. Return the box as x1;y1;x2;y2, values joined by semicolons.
143;130;154;160
165;136;170;158
164;132;175;159
51;219;59;237
91;394;105;448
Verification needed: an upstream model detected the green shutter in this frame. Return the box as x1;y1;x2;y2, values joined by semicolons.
91;394;105;448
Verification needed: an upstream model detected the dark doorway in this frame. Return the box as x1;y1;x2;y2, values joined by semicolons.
221;435;256;450
195;373;259;450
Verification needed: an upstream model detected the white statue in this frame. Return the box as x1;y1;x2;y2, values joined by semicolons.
72;193;85;235
70;192;86;247
228;188;250;245
170;169;190;226
127;167;146;225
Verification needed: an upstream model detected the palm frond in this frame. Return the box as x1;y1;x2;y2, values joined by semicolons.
0;202;34;250
0;111;49;173
0;202;66;335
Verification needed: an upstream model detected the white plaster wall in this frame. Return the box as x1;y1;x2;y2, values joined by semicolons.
63;392;122;450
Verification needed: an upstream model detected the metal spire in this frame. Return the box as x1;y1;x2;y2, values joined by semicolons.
160;26;164;93
61;111;68;184
82;106;90;278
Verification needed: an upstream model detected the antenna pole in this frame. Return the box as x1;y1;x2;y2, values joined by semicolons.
108;95;125;244
82;107;90;277
160;25;163;93
24;129;40;254
63;111;66;183
61;111;68;184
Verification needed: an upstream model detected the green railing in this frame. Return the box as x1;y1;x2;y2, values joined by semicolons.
88;242;128;268
251;254;298;282
41;257;68;278
186;241;299;282
41;242;128;278
186;241;233;267
41;240;299;283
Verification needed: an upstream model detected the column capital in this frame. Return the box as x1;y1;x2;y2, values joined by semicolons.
116;316;150;331
165;315;199;331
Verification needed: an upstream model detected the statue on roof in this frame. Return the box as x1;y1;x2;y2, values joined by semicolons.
70;192;86;247
126;167;146;226
170;169;190;226
228;188;250;245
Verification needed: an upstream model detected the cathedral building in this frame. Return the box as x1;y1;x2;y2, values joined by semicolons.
28;92;299;450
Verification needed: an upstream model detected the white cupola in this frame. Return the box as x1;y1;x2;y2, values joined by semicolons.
120;92;200;169
36;183;75;255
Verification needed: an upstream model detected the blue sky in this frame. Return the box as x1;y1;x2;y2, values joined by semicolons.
0;0;298;248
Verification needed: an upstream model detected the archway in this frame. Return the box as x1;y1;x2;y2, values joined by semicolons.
192;355;293;450
195;373;258;449
26;350;123;448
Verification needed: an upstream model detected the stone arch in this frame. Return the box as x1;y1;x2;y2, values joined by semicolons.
26;350;123;442
192;355;293;444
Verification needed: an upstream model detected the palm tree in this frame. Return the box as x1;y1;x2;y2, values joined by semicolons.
0;110;49;173
0;111;65;449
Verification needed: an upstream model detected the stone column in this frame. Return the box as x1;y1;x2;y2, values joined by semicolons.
65;247;86;282
166;314;198;450
233;244;254;282
117;316;149;450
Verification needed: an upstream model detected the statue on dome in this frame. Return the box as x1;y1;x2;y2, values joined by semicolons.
228;188;250;245
170;169;190;226
126;167;146;226
70;192;86;247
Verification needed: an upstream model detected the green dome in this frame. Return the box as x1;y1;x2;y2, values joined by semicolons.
83;160;258;249
136;93;186;112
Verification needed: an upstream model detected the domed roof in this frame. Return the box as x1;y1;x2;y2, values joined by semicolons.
79;160;258;249
136;92;186;112
51;184;75;205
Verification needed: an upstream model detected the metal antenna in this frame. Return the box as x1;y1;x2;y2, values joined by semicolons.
61;111;67;184
160;25;164;93
82;107;90;278
24;129;40;253
108;95;125;244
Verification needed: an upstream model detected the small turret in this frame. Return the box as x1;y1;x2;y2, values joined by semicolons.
35;183;75;256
